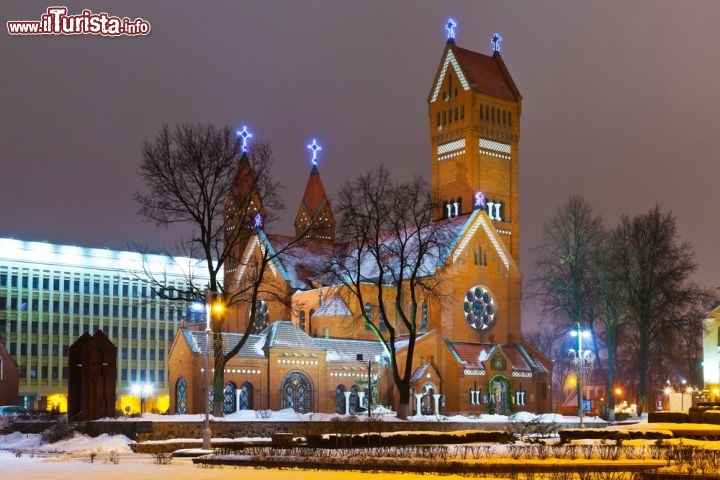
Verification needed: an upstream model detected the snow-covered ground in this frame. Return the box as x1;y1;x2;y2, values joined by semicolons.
0;410;674;479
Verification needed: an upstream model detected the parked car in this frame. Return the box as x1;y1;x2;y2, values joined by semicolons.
0;405;28;418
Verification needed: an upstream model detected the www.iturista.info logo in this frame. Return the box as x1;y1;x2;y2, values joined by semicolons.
7;7;151;36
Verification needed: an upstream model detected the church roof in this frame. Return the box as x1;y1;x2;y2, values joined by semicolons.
446;341;541;372
430;41;521;103
313;292;352;317
180;321;388;361
263;234;338;289
182;329;267;359
450;43;521;101
314;337;385;362
263;320;324;351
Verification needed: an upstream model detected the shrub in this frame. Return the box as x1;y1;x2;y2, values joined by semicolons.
40;423;75;444
648;411;688;424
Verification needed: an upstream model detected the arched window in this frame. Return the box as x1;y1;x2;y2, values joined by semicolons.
223;381;236;414
175;377;187;414
349;384;360;414
299;310;306;331
421;301;428;330
335;384;346;414
238;382;253;410
281;371;312;413
252;300;268;333
364;303;372;329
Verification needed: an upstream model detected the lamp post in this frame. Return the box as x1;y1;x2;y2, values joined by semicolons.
357;354;380;417
131;382;153;414
569;323;592;427
203;293;225;450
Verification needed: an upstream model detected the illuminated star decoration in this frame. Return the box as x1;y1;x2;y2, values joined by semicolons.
253;212;263;229
445;19;456;40
236;125;253;152
491;33;502;54
306;139;322;165
474;192;486;209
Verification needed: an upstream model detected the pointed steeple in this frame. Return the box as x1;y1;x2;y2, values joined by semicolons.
295;163;335;241
225;148;265;286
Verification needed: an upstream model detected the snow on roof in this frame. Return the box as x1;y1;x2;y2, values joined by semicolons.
314;337;385;362
313;292;352;317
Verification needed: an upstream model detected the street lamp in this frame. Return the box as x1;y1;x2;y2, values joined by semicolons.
569;323;592;427
131;382;153;414
357;354;381;417
203;292;224;450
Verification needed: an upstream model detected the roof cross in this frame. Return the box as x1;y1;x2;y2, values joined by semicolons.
306;139;322;165
491;33;502;53
445;19;456;40
236;126;253;152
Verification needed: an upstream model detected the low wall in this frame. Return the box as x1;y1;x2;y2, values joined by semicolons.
136;420;513;441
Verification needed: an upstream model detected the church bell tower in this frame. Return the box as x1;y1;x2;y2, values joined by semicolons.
428;22;522;263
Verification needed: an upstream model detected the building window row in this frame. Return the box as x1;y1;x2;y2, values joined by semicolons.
480;103;512;127
0;269;188;301
436;105;466;127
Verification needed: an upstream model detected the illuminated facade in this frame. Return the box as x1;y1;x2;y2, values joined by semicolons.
0;238;208;413
703;303;720;400
170;25;552;416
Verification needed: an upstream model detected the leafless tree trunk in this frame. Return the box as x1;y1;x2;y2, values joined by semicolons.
135;123;287;415
330;166;453;419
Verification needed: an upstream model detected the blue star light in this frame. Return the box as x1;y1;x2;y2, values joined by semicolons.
446;19;457;40
491;33;502;53
306;139;322;165
236;125;253;152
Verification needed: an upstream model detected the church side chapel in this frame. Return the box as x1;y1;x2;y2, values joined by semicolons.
168;20;553;416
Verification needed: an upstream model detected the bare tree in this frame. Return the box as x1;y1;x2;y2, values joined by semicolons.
530;195;604;329
612;205;711;408
529;195;606;417
330;166;454;419
135;123;286;415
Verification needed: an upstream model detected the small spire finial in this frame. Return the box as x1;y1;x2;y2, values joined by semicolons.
236;125;253;152
306;139;322;165
445;19;457;40
491;33;502;54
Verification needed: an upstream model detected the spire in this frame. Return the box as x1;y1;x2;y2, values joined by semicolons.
294;140;335;241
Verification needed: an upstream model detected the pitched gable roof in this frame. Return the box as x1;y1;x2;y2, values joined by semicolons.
430;42;521;103
445;340;546;373
264;320;324;351
313;292;352;317
447;209;518;272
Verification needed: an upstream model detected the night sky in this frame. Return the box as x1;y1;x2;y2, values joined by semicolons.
2;1;719;327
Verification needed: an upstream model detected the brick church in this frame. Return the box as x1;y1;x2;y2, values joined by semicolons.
168;23;553;416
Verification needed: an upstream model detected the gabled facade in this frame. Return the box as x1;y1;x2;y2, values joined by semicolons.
168;26;552;416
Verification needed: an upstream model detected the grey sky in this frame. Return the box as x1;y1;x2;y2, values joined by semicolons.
2;1;718;327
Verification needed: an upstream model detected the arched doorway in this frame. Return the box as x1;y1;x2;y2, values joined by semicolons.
421;382;436;415
175;377;187;414
223;382;236;414
281;371;312;413
488;375;510;415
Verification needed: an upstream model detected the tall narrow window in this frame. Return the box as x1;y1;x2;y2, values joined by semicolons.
364;303;372;329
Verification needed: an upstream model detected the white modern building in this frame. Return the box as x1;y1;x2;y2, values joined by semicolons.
703;303;720;401
0;237;209;413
